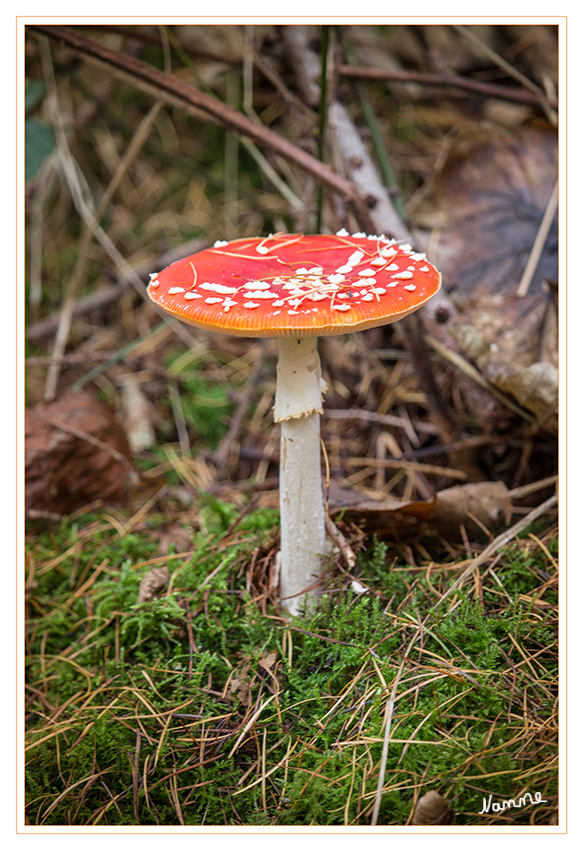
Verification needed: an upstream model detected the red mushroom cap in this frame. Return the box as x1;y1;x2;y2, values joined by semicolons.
147;232;441;337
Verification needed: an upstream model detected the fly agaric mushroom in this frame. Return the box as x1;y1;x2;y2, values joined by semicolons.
147;232;440;615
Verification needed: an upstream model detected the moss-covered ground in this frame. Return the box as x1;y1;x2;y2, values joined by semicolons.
25;503;558;827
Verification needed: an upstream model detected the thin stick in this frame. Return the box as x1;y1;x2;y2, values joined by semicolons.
508;474;558;501
325;516;357;571
337;65;558;111
425;334;535;424
50;419;134;474
516;180;559;297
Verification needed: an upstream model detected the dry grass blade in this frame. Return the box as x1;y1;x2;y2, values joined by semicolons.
517;180;559;297
425;334;536;424
454;24;557;125
434;493;557;609
228;695;277;758
370;631;419;826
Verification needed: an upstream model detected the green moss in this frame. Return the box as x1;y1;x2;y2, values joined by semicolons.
25;504;558;826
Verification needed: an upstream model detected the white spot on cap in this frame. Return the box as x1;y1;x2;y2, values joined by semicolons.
335;264;353;274
412;253;426;261
169;287;186;295
308;267;323;274
336;228;349;236
256;245;269;254
200;282;238;294
205;297;222;304
287;309;300;315
400;243;413;252
392;271;414;280
328;273;346;284
387;264;399;271
296;267;309;274
361;293;374;301
381;247;398;258
404;284;417;291
273;300;285;307
371;287;386;294
307;292;327;301
243;280;270;290
223;297;237;311
370;257;387;267
358;269;376;277
244;301;260;309
149;272;159;281
149;279;160;289
352;232;366;238
333;303;351;311
420;265;430;272
184;292;202;300
244;290;277;299
347;251;365;266
213;239;229;247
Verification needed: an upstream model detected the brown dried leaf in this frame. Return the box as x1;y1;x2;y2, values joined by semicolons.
412;790;453;825
158;524;192;556
417;123;557;299
330;481;511;541
258;651;277;672
227;662;253;707
494;361;558;434
137;565;170;604
430;481;512;537
449;291;558;433
25;391;133;516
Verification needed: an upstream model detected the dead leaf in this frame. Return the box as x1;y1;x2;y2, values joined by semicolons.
429;481;512;536
495;361;558;434
447;291;558;433
412;790;453;825
25;391;134;516
227;661;253;707
158;524;192;556
417;123;557;299
258;651;277;672
137;566;170;604
329;480;511;541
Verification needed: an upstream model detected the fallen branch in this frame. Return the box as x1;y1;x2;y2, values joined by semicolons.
28;25;377;233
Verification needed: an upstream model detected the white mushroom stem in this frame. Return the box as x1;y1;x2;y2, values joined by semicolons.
274;337;327;616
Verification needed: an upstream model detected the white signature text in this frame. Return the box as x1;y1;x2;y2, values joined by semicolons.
480;791;548;814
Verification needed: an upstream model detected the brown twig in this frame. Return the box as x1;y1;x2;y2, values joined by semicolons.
337;65;558;112
324;516;357;571
50;419;135;475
